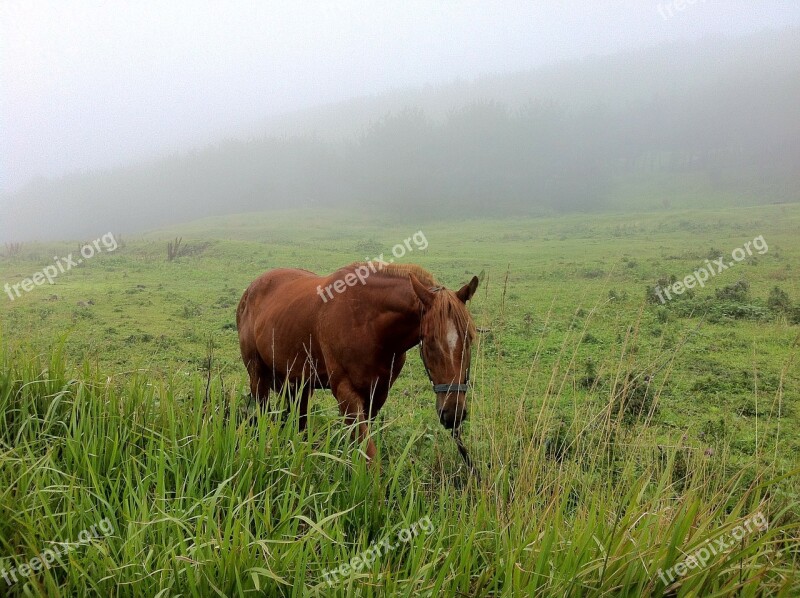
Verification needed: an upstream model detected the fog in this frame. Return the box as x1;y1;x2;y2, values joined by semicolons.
2;1;800;241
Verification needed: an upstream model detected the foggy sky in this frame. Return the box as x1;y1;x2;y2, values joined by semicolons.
2;1;800;195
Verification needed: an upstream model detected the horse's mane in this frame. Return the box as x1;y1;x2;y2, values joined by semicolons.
343;262;476;340
425;286;477;342
342;262;439;287
374;263;440;287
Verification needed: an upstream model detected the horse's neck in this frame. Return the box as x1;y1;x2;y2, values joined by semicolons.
366;278;423;353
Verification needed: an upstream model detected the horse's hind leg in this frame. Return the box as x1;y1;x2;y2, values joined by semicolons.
245;358;272;418
297;384;313;432
281;381;313;432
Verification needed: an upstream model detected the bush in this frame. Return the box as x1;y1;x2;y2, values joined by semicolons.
579;358;600;389
611;372;656;424
645;275;677;304
705;303;769;322
767;286;791;313
354;238;383;255
715;280;750;302
699;417;729;443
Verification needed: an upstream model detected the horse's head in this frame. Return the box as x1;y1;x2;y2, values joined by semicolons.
410;273;479;432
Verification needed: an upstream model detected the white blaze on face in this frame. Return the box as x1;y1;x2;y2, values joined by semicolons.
446;320;459;361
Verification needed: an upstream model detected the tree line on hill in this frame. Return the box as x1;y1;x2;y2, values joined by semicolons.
3;29;798;241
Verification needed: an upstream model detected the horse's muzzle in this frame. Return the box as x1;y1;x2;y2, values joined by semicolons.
439;404;468;430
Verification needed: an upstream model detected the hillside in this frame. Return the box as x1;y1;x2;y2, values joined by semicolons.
1;206;798;595
3;29;799;242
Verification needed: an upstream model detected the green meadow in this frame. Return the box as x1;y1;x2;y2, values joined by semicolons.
1;205;798;596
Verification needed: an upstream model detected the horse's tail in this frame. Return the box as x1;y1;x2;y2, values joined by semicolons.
236;286;250;331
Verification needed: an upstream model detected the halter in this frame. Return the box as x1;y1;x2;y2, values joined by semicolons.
417;285;471;394
419;339;471;395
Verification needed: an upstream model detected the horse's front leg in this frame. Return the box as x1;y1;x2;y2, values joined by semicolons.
297;383;313;432
333;381;376;461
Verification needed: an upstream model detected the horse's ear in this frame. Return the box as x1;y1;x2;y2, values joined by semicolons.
456;276;479;303
409;273;435;310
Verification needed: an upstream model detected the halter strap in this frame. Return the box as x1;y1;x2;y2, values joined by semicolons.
419;339;471;394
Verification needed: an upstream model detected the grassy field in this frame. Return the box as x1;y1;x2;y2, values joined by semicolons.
1;205;799;596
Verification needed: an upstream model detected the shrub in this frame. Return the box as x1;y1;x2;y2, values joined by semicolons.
611;371;656;424
715;280;750;302
767;286;791;313
645;275;677;304
706;303;769;322
354;238;383;255
579;358;600;389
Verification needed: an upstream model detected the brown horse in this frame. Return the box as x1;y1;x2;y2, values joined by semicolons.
236;262;479;463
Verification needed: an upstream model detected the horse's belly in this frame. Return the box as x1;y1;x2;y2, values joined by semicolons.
255;315;328;385
245;269;334;388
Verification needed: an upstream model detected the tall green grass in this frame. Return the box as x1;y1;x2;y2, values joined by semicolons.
0;325;797;597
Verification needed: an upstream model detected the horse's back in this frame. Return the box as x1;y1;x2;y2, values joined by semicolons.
237;268;325;380
239;267;321;324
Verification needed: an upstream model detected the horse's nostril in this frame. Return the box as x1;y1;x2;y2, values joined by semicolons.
439;411;455;429
439;408;466;430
